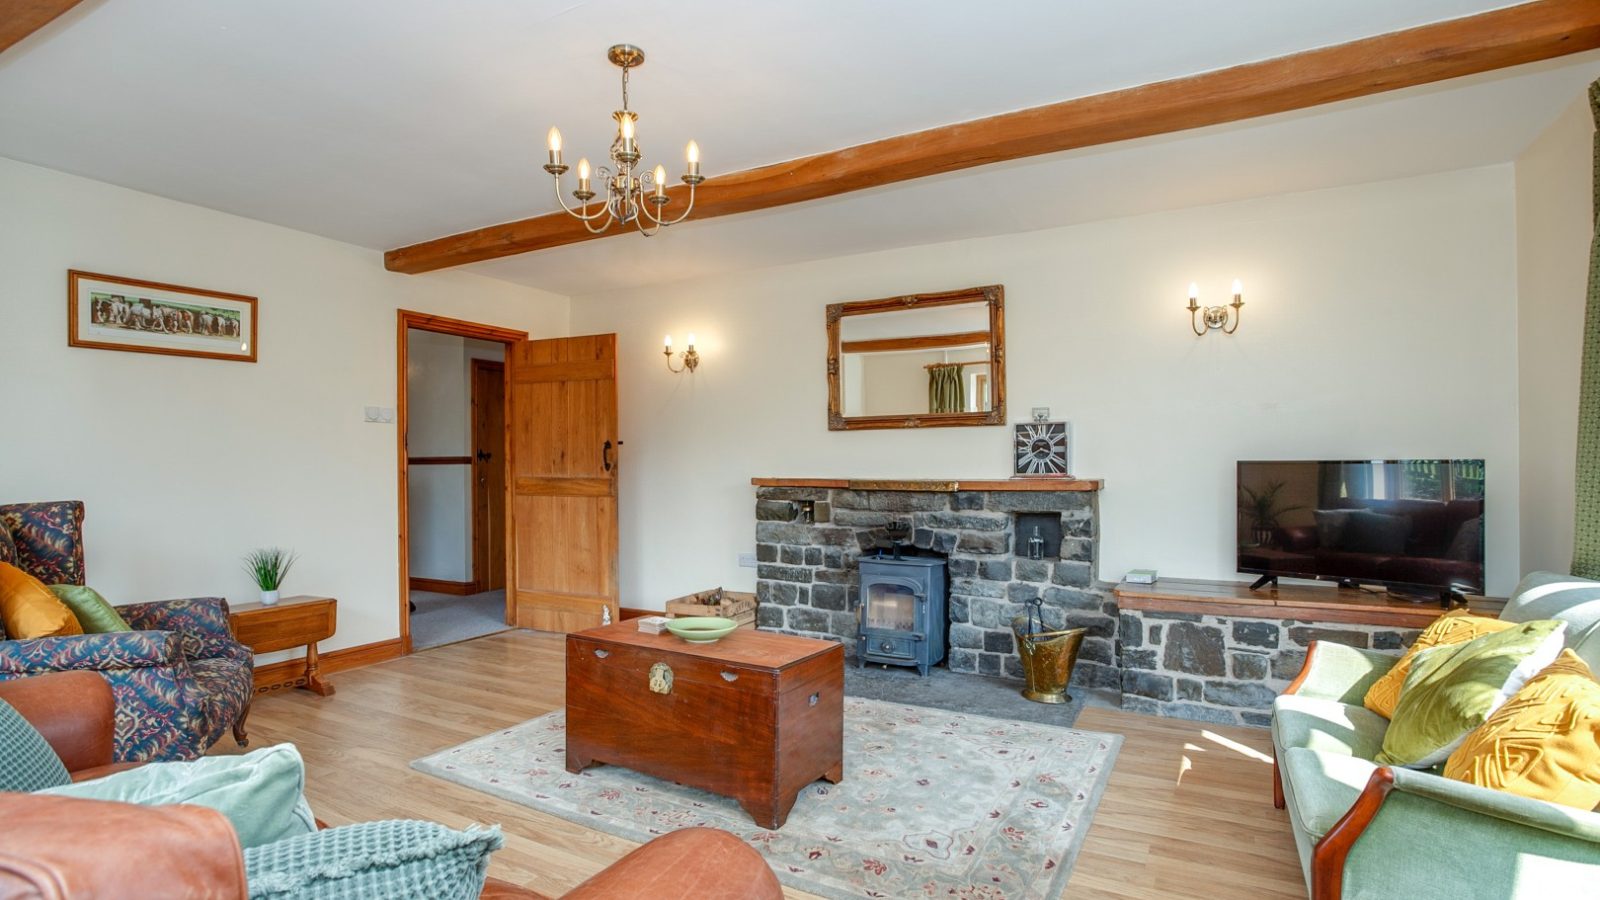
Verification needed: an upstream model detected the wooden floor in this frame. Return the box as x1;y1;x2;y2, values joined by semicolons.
221;630;1305;899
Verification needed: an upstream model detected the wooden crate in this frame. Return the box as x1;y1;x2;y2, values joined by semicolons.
665;588;757;630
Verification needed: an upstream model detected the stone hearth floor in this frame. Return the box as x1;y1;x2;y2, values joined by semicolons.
843;661;1120;728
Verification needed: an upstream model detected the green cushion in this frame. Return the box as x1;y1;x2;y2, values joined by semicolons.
1280;746;1378;839
42;743;316;849
0;696;71;792
1271;695;1389;759
1502;571;1600;670
48;585;132;633
244;819;503;900
1377;620;1567;768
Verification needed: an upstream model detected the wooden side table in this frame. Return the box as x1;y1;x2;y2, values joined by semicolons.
230;595;338;696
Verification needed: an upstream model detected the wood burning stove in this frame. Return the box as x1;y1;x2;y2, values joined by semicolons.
855;552;946;675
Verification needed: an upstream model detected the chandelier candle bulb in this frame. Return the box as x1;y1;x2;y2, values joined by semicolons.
686;333;696;350
547;127;563;167
653;165;666;198
686;140;700;178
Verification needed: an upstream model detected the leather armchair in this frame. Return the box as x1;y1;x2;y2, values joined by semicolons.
0;793;248;900
0;670;139;782
0;672;784;900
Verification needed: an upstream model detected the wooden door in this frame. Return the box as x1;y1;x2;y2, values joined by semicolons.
507;334;619;632
470;359;507;593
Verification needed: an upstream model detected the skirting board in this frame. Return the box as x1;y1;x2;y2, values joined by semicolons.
409;577;476;595
251;638;404;693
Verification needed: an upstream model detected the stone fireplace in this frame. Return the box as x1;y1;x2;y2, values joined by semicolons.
752;478;1118;689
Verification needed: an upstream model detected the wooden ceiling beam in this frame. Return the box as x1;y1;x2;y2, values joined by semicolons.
0;1;86;55
385;0;1600;275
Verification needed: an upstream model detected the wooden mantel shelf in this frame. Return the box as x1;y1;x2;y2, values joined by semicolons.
751;477;1102;492
1114;578;1504;629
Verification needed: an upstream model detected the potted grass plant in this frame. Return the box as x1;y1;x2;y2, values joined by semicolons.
244;547;298;606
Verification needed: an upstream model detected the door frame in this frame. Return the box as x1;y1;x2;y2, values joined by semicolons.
469;357;507;596
396;310;527;655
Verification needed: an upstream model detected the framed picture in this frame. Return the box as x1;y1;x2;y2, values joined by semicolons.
68;270;257;363
1014;421;1070;477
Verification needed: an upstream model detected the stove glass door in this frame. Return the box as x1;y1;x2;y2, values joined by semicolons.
865;581;919;632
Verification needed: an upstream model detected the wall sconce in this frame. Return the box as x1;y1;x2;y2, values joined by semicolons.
663;333;699;373
1186;279;1244;336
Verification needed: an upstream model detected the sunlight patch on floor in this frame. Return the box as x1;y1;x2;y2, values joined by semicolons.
1203;729;1273;763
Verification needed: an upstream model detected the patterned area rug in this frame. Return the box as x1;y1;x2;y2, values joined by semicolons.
413;697;1120;899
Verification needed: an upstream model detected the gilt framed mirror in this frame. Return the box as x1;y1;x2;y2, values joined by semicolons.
826;285;1005;430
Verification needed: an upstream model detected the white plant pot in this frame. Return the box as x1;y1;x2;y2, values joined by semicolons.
260;589;281;606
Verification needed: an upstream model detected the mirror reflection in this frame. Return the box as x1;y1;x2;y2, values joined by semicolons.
838;304;993;417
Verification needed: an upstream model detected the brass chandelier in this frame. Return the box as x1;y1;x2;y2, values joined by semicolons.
543;44;704;236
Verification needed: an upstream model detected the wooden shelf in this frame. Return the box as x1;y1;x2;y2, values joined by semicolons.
751;477;1102;492
1112;578;1504;629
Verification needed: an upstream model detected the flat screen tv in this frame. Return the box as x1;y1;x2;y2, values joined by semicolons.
1237;459;1485;599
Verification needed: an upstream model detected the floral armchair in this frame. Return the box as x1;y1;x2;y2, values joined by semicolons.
0;501;253;762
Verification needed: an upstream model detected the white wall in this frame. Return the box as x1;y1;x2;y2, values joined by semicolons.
405;331;505;584
0;156;568;656
1516;95;1595;576
572;166;1523;605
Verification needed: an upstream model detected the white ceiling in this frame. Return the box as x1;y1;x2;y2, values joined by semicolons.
1;0;1595;297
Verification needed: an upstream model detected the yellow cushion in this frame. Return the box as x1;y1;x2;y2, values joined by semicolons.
1364;609;1515;719
0;562;84;639
1444;650;1600;811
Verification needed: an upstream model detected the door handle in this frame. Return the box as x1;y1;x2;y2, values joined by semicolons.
602;439;613;472
476;449;491;462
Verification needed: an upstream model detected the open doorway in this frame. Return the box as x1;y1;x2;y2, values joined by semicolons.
397;311;527;653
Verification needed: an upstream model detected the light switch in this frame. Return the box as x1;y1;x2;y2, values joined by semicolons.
364;406;382;422
738;553;758;568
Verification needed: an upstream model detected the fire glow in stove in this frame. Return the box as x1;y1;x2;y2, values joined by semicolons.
855;552;947;676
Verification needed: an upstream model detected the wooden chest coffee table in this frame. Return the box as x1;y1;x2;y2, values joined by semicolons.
565;622;844;829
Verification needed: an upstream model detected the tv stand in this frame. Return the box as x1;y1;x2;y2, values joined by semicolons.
1383;584;1467;609
1248;574;1278;592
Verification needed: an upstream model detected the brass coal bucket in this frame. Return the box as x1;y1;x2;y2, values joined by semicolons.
1010;615;1087;704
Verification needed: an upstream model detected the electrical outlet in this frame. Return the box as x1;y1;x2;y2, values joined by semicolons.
738;552;758;568
365;406;395;424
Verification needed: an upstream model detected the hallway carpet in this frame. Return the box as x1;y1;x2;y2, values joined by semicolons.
410;589;511;650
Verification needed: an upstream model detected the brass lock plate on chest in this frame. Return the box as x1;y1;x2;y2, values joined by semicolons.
648;661;673;695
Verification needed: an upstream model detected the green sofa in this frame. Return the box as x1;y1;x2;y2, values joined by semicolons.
1270;572;1600;899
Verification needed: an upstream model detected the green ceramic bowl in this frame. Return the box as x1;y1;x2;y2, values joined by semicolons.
665;616;740;643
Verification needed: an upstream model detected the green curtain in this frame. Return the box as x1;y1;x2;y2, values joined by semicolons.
928;365;965;414
1575;78;1600;578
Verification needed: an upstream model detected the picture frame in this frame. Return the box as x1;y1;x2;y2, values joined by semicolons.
68;270;258;363
1013;421;1070;477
